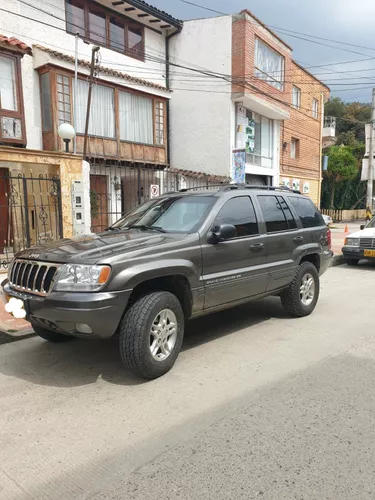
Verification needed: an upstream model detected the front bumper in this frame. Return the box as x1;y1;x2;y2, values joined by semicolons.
1;280;132;339
342;246;375;260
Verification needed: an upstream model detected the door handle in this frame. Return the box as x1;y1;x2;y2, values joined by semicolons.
293;236;304;243
250;243;264;251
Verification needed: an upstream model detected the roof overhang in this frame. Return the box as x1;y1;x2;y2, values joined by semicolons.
96;0;182;34
0;35;32;56
232;92;290;120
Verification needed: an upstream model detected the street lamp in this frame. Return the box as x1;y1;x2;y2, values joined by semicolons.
58;123;76;153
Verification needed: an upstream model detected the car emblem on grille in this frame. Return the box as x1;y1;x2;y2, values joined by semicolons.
28;253;40;259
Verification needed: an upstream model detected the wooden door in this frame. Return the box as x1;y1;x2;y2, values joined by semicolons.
0;168;10;253
90;175;108;233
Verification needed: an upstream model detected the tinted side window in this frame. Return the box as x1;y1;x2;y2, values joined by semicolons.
257;195;290;232
278;196;297;229
215;196;258;238
289;196;324;228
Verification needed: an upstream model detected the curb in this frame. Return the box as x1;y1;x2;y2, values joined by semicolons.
331;254;345;267
0;329;35;345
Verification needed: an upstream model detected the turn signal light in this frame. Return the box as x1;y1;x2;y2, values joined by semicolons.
98;266;111;284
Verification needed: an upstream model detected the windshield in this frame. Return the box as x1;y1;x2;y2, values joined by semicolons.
110;196;215;233
365;217;375;229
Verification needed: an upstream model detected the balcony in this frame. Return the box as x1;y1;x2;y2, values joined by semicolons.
322;116;337;148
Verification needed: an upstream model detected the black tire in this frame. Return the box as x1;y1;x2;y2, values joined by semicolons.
32;324;73;343
119;291;184;380
346;259;359;266
280;262;320;317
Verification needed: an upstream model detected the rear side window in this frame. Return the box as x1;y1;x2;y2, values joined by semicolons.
288;196;324;228
215;196;258;238
257;195;297;232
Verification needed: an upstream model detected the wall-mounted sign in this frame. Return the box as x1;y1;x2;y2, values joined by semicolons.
292;179;300;191
303;182;310;194
231;149;246;184
150;184;160;198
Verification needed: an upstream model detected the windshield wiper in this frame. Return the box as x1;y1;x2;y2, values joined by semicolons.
129;224;167;233
106;226;122;232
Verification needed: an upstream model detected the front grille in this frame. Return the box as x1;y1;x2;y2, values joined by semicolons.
360;238;375;249
9;260;59;296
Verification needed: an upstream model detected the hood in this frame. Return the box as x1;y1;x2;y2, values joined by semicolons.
347;228;375;238
15;230;189;264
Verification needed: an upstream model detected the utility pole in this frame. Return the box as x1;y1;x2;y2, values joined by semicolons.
73;32;79;154
83;46;100;159
366;88;375;220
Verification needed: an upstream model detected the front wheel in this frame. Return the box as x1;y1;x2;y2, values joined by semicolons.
280;262;320;317
119;291;184;380
32;324;73;343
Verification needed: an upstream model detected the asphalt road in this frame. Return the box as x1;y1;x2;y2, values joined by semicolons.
1;264;375;500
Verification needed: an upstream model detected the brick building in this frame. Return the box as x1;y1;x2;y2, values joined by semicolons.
280;62;330;205
169;9;330;200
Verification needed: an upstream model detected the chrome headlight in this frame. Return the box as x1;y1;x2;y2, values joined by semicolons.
345;237;359;247
53;264;111;291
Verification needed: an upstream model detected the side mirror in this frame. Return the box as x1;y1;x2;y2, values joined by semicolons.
360;224;365;230
208;224;236;244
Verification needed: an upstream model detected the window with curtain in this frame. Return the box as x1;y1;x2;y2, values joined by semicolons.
254;38;284;91
0;55;17;111
119;91;153;144
75;80;115;138
0;51;25;144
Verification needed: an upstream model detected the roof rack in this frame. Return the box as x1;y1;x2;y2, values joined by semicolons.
178;183;302;195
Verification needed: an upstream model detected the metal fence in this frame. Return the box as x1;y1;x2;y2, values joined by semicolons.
0;173;63;271
89;158;229;233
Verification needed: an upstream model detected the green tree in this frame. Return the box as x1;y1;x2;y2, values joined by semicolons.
324;145;358;208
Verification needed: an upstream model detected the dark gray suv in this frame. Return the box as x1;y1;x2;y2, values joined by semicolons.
1;185;332;379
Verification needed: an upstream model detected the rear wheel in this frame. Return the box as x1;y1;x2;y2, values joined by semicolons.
119;291;184;380
280;262;320;317
32;325;73;343
346;259;359;266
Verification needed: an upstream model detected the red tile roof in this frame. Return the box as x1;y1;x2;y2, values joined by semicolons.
33;44;170;93
0;35;32;55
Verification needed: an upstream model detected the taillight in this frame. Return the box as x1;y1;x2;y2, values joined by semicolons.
327;228;332;249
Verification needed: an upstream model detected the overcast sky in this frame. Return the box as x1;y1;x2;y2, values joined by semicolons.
153;0;375;102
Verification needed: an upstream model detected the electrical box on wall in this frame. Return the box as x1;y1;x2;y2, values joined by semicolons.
72;180;85;235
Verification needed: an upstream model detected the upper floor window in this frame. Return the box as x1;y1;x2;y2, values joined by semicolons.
66;0;145;60
312;98;319;119
39;69;166;146
0;51;25;145
254;38;284;91
292;85;301;109
290;137;300;159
